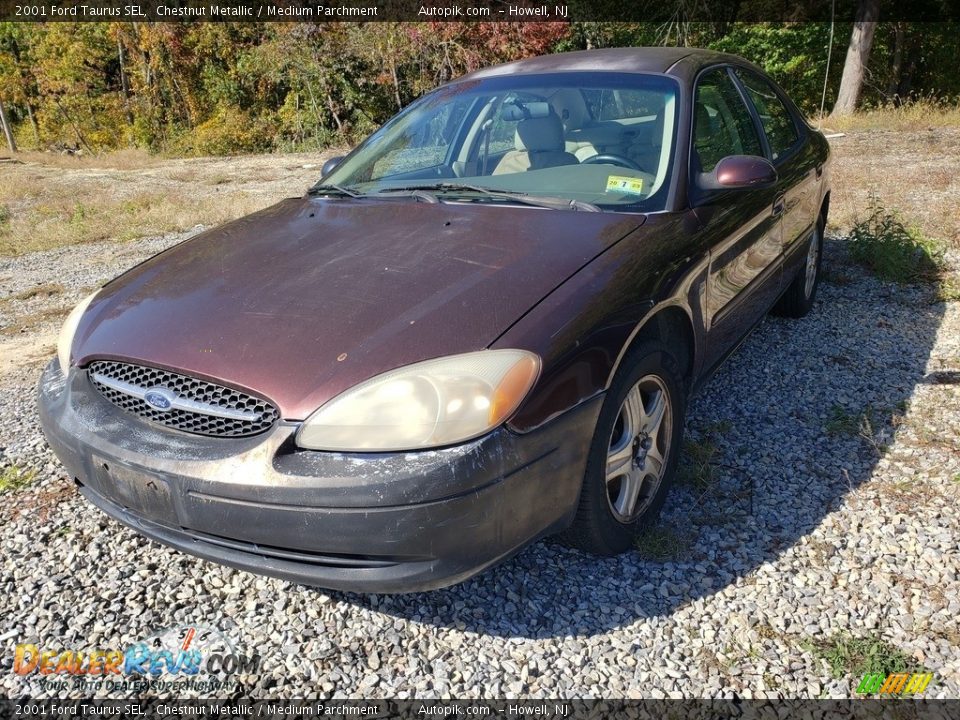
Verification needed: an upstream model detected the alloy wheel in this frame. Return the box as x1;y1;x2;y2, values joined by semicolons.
605;374;673;523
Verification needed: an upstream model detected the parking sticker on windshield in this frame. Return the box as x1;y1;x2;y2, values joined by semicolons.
605;175;644;196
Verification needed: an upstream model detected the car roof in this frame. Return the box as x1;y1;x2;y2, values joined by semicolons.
456;47;760;85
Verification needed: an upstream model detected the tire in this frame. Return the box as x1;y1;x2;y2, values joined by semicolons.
772;214;824;318
561;340;686;555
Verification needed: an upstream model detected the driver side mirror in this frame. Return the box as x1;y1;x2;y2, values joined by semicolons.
697;155;777;191
321;156;345;178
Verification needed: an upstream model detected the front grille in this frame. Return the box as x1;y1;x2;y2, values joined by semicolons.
88;360;279;438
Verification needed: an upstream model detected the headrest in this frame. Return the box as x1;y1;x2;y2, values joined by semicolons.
550;89;588;131
515;114;565;153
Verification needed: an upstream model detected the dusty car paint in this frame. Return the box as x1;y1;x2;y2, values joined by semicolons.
40;47;832;592
73;199;642;421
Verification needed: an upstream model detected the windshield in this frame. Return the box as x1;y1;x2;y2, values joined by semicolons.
321;72;680;211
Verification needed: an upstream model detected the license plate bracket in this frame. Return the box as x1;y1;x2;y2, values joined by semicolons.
92;456;176;524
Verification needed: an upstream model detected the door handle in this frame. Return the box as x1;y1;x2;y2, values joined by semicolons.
772;197;786;217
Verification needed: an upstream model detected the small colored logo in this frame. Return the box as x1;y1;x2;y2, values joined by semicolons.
143;387;175;411
857;672;934;696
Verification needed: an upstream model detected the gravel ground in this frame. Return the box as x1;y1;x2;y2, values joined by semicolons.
0;231;958;699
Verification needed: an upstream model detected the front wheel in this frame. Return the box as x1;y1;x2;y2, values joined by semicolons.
561;340;686;555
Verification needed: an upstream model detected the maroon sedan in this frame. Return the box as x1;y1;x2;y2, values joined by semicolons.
39;48;830;592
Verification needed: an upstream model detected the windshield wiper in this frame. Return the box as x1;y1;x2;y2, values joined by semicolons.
307;183;365;198
374;183;600;212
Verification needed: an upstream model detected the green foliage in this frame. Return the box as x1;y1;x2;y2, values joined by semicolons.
677;420;730;492
0;465;35;493
804;633;918;679
848;196;944;284
824;404;863;436
0;203;9;229
710;23;844;113
178;107;277;156
634;524;694;561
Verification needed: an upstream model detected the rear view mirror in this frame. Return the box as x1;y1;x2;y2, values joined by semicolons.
321;156;345;177
501;102;552;122
697;155;777;191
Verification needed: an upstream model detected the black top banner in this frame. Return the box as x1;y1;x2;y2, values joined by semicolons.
0;0;959;22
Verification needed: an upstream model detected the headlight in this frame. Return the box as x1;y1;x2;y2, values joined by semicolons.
296;349;540;452
56;291;98;375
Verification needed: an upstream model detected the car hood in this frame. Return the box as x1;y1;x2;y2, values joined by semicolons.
74;197;643;419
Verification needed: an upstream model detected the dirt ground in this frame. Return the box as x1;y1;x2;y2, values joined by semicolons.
0;148;345;256
826;127;960;247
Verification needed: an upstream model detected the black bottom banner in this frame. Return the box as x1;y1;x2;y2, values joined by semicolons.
1;700;959;720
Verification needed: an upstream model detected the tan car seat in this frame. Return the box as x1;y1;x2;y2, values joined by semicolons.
618;112;662;175
550;89;599;161
492;114;579;175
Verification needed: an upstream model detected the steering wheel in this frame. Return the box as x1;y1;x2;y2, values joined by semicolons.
581;154;642;171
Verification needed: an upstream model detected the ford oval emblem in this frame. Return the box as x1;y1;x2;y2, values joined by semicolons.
143;387;175;411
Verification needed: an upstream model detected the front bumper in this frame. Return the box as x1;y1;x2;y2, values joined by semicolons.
37;360;601;593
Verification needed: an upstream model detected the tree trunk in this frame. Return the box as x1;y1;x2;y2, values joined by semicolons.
832;0;881;116
886;22;906;104
26;103;39;145
118;37;134;126
53;98;92;154
0;97;17;153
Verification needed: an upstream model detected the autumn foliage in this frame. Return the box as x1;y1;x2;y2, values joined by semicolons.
0;21;957;155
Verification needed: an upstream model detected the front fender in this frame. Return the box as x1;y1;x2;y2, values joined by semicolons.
494;212;709;433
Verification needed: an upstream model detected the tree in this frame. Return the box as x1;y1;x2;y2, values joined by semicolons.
833;0;881;115
0;96;15;152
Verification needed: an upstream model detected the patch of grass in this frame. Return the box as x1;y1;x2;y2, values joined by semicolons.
678;438;718;490
677;436;720;492
820;267;855;286
11;282;64;301
847;196;945;284
634;524;694;562
804;633;919;680
824;99;960;134
0;305;70;335
0;182;263;256
824;404;863;436
0;465;37;493
0;203;9;228
824;403;902;457
935;279;960;302
756;622;778;641
12;148;161;171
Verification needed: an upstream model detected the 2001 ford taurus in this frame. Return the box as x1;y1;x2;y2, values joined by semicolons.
39;48;831;592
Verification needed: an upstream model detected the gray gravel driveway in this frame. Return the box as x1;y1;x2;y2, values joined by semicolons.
0;232;958;698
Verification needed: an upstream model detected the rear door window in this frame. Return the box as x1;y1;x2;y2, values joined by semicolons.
734;69;801;162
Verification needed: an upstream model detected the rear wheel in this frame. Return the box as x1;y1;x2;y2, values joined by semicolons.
773;215;824;318
562;340;686;555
